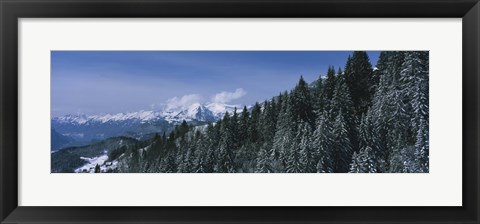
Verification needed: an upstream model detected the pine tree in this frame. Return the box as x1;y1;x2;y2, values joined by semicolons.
285;136;302;173
331;71;358;152
164;150;178;173
203;146;216;173
290;76;315;126
344;51;374;117
298;122;314;172
332;110;353;172
271;95;295;172
401;51;429;134
358;111;383;171
414;117;429;173
214;112;236;173
255;143;272;173
389;138;416;173
312;113;335;173
230;108;240;150
323;66;337;113
215;138;235;173
238;106;250;144
312;75;326;115
350;146;377;173
94;164;101;173
260;100;277;144
176;147;187;172
388;68;412;157
193;135;207;173
249;103;262;143
369;51;410;172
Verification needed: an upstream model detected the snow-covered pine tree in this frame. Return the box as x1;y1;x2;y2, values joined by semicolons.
214;112;236;173
349;146;377;173
260;100;277;144
270;95;295;172
248;103;262;143
230;108;240;150
285;132;302;173
358;111;384;171
369;51;410;172
176;146;187;173
203;146;216;173
401;51;429;135
331;71;358;152
414;117;429;173
193;135;207;173
215;139;235;173
162;150;177;173
238;106;250;144
313;113;335;173
332;110;353;173
312;74;326;117
389;137;416;173
344;51;374;117
298;122;314;172
289;76;315;126
255;143;273;173
323;66;337;114
384;52;423;172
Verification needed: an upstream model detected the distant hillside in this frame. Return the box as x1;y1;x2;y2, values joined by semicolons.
51;136;140;173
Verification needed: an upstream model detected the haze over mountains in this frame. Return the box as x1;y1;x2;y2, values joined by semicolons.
51;102;242;151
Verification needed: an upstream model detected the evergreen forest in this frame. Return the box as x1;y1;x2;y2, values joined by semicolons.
105;51;429;173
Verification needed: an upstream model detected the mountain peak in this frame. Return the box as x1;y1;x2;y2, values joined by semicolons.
206;102;239;118
53;102;245;126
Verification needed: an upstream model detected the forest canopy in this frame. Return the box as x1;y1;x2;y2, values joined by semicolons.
110;51;429;173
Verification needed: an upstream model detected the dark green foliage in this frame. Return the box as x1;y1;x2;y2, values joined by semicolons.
332;110;353;172
289;76;316;126
322;66;337;113
312;75;325;114
344;51;375;117
312;113;334;173
298;122;315;173
94;164;101;173
107;146;127;162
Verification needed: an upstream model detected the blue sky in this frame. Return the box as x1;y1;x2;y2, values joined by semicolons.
51;51;380;117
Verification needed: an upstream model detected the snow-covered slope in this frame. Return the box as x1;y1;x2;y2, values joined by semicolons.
162;103;217;123
206;102;239;118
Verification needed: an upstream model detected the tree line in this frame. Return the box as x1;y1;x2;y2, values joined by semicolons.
115;51;429;173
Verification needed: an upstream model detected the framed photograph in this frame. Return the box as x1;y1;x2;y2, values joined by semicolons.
1;0;479;223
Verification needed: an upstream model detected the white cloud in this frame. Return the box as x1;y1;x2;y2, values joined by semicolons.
165;94;203;110
162;88;246;111
211;88;247;104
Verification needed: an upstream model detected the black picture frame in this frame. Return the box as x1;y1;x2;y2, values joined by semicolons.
1;0;479;223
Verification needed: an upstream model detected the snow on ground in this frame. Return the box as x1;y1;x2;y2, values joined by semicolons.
75;155;109;173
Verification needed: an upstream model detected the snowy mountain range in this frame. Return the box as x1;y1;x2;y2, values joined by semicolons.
51;102;243;151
